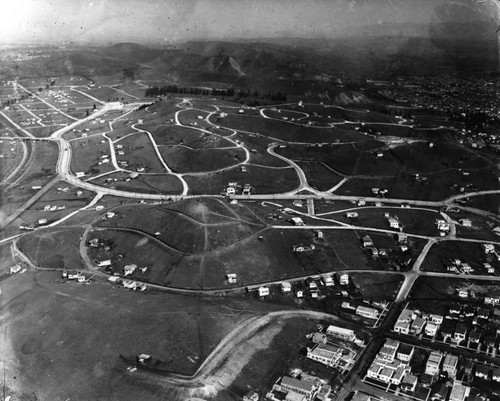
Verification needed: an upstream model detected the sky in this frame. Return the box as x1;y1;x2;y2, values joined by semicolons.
0;0;497;44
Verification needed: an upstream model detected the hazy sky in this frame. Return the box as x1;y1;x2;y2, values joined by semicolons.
0;0;497;43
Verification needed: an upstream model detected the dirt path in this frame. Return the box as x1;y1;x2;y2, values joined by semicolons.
131;309;339;399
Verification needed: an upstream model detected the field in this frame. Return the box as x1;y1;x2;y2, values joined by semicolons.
90;171;184;194
467;194;500;215
70;134;114;175
336;168;499;201
1;270;291;401
184;165;300;195
115;131;167;173
0;138;23;181
349;272;404;301
409;276;500;301
159;146;246;173
80;85;137;102
215;114;382;145
147;123;235;149
17;227;86;269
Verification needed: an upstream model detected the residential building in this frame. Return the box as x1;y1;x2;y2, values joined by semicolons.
475;364;489;380
430;314;443;324
425;351;443;376
258;286;269;297
280;281;292;293
306;343;343;368
356;306;379;320
394;320;411;335
454;323;467;344
326;325;356;341
442;354;459;378
243;390;259;401
361;235;374;247
492;367;500;382
425;322;438;337
441;319;456;341
449;383;470;401
387;217;400;229
226;273;237;284
277;376;316;401
469;328;481;344
411;317;425;334
397;344;414;362
322;275;334;287
400;374;417;392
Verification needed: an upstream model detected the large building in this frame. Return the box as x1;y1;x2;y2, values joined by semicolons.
425;351;443;376
306;343;344;368
326;325;356;341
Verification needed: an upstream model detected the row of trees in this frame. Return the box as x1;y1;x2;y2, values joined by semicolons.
144;85;287;103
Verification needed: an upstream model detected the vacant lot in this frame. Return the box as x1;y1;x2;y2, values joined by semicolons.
80;86;136;102
184;165;300;195
409;276;500;301
147;123;235;149
159;146;246;173
217;114;381;145
18;226;85;269
2;270;287;401
349;272;404;301
337;168;499;201
115;131;167;173
468;194;500;215
90;171;184;194
70;134;113;175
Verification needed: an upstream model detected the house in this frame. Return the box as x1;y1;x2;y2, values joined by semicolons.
387;217;400;229
475;364;489;380
356;306;379;320
294;283;305;298
326;325;356;341
397;344;414;362
278;376;316;400
321;275;334;287
108;276;121;284
226;186;236;196
258;286;269;297
123;264;137;276
378;367;394;383
492;367;500;382
394;320;411;335
430;314;444;324
448;382;470;401
339;273;349;285
469;328;481;344
243;390;259;401
226;273;237;284
291;217;305;226
280;281;292;293
441;319;456;341
391;366;408;385
425;323;438;337
477;308;490;320
346;212;358;218
460;263;473;274
425;351;443;376
305;277;318;290
483;243;495;254
411;317;425;335
105;212;115;219
123;280;136;289
306;343;343;368
442;354;459;378
311;332;327;344
396;309;413;324
431;383;449;401
484;263;495;274
463;305;475;317
361;235;374;247
449;304;462;315
400;374;417;392
459;219;472;227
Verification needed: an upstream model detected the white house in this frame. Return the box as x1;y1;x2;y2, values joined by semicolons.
356;306;379;319
226;273;237;284
97;259;112;267
326;325;356;341
280;282;292;293
387;217;400;229
322;275;334;287
258;286;269;297
123;264;137;275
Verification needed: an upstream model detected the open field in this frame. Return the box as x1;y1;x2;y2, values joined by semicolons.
1;270;291;401
18;226;86;269
147;123;235;149
420;241;499;274
0;138;23;181
331;207;440;236
80;85;137;102
215;114;382;145
184;165;300;195
70;134;113;175
115;131;167;173
336;168;499;201
298;162;344;191
90;171;184;194
159;146;245;173
349;271;404;301
467;194;500;215
409;276;500;301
